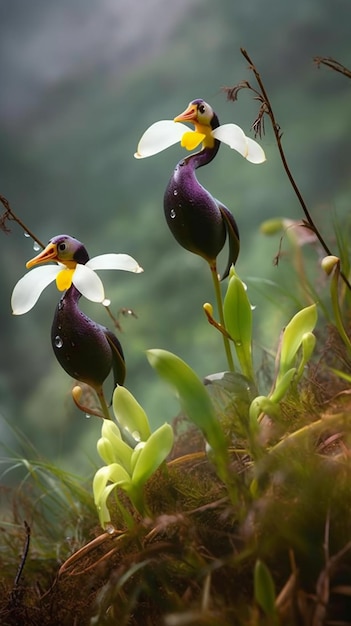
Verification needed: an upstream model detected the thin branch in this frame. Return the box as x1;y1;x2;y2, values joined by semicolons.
12;521;31;598
314;56;351;80
0;194;45;249
224;50;351;291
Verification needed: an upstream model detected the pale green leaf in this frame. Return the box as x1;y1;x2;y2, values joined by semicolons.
147;349;226;454
92;464;131;506
113;386;151;442
132;423;174;486
254;560;277;618
223;270;254;381
99;421;133;473
279;304;317;379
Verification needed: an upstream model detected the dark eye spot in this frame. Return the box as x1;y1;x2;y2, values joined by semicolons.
199;104;205;114
58;242;66;252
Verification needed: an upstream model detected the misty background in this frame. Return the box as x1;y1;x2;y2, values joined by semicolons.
1;0;350;474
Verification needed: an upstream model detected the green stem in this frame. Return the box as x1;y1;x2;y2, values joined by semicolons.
210;262;235;372
97;388;112;420
330;266;351;355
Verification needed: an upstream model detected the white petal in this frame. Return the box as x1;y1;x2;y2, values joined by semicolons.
134;120;189;158
211;123;248;156
244;137;266;164
11;266;59;315
87;254;143;273
73;264;105;302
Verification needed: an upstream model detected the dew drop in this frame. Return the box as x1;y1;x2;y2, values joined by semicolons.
170;209;176;219
173;189;178;196
54;335;63;348
24;232;30;238
33;241;40;251
102;298;111;307
132;430;141;442
85;414;91;419
106;524;116;535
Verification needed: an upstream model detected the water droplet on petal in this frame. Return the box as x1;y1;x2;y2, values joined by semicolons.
33;241;40;251
102;298;111;307
132;430;141;442
170;209;176;219
173;189;178;196
54;335;63;348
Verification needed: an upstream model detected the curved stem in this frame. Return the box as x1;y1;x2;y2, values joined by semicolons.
71;385;105;418
96;388;112;420
239;49;351;292
210;262;235;372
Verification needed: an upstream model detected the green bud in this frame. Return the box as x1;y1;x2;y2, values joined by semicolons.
321;255;340;275
260;218;284;235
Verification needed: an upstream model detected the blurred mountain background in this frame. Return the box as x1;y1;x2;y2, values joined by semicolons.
1;0;351;474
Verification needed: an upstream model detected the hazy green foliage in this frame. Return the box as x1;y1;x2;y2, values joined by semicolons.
1;0;351;471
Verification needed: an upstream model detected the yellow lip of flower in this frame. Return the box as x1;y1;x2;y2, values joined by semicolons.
56;267;76;291
180;131;206;151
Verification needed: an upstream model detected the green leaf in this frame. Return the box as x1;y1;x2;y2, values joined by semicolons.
249;394;282;422
147;349;226;455
93;464;132;527
93;464;131;505
97;436;117;466
113;386;151;442
278;304;317;381
130;442;145;474
223;269;254;381
98;420;133;473
205;371;256;419
94;482;117;528
254;559;277;618
131;423;174;486
269;367;296;403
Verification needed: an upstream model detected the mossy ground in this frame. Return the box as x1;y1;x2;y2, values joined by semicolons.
2;367;351;625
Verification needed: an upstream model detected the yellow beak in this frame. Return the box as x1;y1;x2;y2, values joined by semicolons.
26;243;59;269
174;103;197;123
